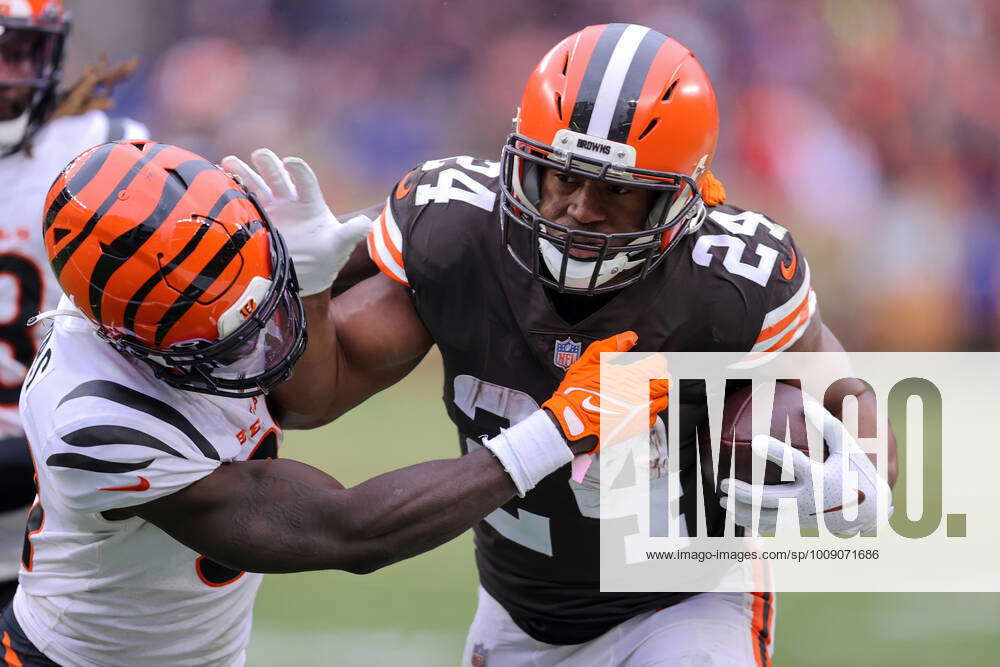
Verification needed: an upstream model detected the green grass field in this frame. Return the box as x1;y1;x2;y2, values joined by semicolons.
248;355;1000;666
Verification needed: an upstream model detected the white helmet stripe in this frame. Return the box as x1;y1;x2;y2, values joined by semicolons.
586;25;651;139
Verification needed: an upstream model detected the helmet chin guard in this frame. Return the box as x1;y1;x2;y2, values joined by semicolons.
537;235;651;290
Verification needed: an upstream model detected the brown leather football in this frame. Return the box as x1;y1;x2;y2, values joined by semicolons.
718;382;829;485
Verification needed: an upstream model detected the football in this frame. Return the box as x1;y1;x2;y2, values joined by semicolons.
718;382;829;485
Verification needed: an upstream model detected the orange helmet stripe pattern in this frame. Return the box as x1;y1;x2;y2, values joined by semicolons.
86;158;222;325
152;218;264;346
43;141;306;397
48;142;171;281
44;141;271;349
120;186;252;336
517;23;718;179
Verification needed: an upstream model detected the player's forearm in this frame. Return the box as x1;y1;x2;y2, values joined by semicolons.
857;383;897;487
323;409;581;573
205;451;514;574
824;379;898;487
154;409;570;574
330;447;517;573
272;276;432;429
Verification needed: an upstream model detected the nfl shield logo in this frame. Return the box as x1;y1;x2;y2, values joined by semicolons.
553;337;582;370
471;642;489;666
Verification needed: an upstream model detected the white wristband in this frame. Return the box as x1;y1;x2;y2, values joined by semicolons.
482;409;572;497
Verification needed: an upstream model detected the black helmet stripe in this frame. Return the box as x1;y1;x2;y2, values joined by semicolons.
122;188;250;334
154;219;264;347
122;220;212;335
606;29;666;143
569;23;627;135
50;142;168;280
88;159;217;323
43;142;116;234
568;24;665;142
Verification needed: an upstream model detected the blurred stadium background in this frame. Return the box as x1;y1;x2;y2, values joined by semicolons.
63;1;1000;664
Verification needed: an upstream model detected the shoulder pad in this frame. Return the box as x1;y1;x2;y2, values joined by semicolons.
42;379;223;513
368;156;501;287
695;204;817;353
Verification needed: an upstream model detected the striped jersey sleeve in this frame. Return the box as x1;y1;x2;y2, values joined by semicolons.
43;380;221;513
750;258;816;352
366;156;501;291
367;195;409;286
751;245;816;354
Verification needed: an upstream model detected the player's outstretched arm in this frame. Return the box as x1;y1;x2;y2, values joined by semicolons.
222;150;432;429
130;332;661;574
278;272;433;428
133;448;521;574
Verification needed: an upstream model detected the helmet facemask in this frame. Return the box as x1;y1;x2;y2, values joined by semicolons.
499;131;705;295
0;12;69;156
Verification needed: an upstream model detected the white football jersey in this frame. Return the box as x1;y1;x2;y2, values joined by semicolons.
0;111;147;582
13;299;282;667
0;110;148;438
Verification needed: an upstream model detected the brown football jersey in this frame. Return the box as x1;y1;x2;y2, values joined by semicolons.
368;155;814;644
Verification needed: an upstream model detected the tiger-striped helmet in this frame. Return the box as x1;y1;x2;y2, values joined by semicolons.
0;0;70;155
43;140;306;397
500;24;719;294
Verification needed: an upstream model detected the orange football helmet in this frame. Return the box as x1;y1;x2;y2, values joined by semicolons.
0;0;69;155
500;23;719;294
43;140;306;397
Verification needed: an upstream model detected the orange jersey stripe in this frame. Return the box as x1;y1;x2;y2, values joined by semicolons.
750;591;772;667
367;235;409;287
763;308;809;353
379;209;404;267
757;287;812;343
750;557;774;667
2;632;22;667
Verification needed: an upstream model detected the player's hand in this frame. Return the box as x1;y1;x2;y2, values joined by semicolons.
221;149;372;296
541;331;670;456
719;399;893;536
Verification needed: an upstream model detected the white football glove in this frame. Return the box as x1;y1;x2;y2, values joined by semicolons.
221;148;372;296
719;399;893;536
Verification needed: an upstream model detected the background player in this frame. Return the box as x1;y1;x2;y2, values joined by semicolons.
0;0;146;607
0;139;665;666
256;24;897;665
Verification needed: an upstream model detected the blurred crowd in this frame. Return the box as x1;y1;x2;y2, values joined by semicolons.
65;0;1000;350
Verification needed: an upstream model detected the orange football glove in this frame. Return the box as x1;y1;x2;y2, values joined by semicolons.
541;331;669;455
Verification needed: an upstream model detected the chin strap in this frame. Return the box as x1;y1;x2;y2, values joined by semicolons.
26;309;88;326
